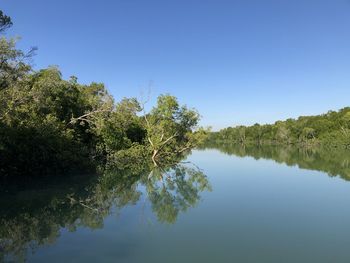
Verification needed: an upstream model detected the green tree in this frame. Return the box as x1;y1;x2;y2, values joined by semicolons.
144;94;206;166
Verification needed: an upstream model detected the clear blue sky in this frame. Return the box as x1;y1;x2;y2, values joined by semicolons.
2;0;350;130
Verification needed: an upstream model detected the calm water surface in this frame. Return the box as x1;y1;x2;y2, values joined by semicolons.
2;144;350;262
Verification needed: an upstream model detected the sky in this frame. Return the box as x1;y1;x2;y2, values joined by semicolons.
2;0;350;130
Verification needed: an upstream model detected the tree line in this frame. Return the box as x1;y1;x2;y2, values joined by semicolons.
209;107;350;148
0;11;207;177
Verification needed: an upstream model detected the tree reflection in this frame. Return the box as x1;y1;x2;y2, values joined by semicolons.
145;164;211;223
202;141;350;181
0;160;211;262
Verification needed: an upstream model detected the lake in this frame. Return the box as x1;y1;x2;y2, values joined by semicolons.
2;144;350;263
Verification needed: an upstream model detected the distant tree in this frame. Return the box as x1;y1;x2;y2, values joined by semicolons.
251;123;263;144
275;123;290;143
300;127;316;141
237;126;246;143
210;107;350;148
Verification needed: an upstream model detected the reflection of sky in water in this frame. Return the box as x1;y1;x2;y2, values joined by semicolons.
3;147;350;263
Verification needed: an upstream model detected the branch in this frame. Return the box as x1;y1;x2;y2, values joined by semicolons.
147;136;154;147
176;146;192;153
159;133;178;147
340;126;348;136
69;108;111;124
67;196;99;212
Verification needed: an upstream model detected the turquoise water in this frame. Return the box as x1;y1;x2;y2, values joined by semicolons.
2;145;350;262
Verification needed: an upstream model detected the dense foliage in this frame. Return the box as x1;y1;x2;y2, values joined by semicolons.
209;107;350;148
0;11;206;177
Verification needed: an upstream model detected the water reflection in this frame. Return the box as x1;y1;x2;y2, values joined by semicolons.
202;141;350;181
145;165;211;223
0;162;211;262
